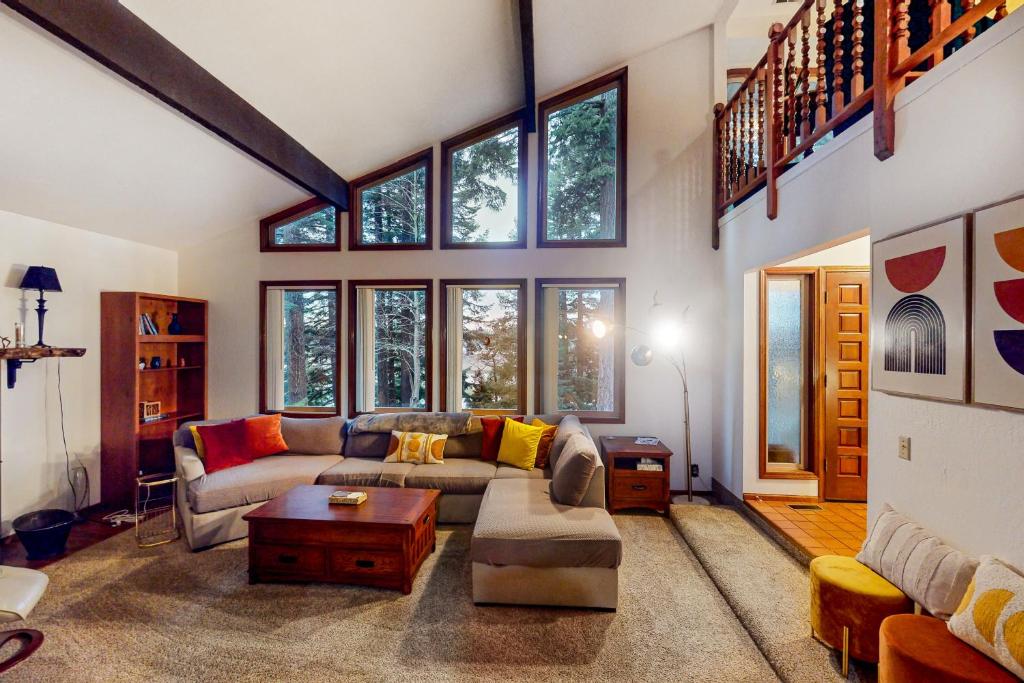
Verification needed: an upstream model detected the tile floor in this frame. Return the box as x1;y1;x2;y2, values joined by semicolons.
746;498;867;558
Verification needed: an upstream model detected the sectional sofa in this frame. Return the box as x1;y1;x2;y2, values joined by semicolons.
173;413;622;608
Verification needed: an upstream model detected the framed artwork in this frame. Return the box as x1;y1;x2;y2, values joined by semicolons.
972;194;1024;411
871;216;969;402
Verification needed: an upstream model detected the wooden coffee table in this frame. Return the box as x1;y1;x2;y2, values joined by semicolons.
243;485;439;594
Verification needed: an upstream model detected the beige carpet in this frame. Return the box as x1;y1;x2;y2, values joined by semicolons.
15;515;777;682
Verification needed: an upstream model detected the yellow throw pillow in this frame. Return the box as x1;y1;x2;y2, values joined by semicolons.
384;430;447;465
948;556;1024;679
497;418;545;471
189;426;206;460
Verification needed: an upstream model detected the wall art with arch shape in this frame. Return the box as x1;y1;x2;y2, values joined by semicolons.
973;195;1024;411
871;217;968;402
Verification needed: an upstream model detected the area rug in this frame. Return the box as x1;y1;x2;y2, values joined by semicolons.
670;505;874;683
15;515;777;682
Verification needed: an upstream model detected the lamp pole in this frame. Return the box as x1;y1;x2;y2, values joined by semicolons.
666;354;694;503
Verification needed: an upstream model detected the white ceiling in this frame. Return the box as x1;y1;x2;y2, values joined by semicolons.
1;1;728;250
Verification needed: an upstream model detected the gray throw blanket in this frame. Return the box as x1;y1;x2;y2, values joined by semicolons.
348;411;473;436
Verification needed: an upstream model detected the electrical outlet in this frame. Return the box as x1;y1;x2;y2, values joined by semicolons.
691;463;699;478
898;436;911;461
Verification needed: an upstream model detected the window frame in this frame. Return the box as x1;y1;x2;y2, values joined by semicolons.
758;267;820;481
347;279;434;417
258;279;342;417
537;68;628;249
534;277;626;423
348;149;434;251
440;110;528;250
439;278;527;415
259;198;341;252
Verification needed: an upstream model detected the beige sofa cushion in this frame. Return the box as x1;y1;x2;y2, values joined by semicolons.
549;414;585;467
551;433;599;506
404;460;497;495
281;416;345;455
493;464;546;480
315;458;413;488
187;455;341;514
857;503;978;620
471;479;622;569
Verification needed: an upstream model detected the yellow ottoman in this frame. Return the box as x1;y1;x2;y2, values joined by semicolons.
810;555;914;674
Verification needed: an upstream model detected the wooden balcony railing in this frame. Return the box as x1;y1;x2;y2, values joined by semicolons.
712;0;1014;249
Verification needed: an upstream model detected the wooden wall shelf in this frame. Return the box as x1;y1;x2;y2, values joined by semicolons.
1;347;86;388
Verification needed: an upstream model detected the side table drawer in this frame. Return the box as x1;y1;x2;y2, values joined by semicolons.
331;549;403;577
613;476;666;503
252;544;326;576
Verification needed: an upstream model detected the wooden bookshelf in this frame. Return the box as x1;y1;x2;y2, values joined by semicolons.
100;292;208;508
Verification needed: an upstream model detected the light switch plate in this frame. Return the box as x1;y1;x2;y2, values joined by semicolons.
898;436;911;461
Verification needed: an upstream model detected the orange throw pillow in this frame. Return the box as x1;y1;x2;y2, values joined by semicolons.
196;420;252;474
531;418;557;469
245;414;289;459
480;415;523;461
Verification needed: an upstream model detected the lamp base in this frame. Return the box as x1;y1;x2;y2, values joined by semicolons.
671;494;712;506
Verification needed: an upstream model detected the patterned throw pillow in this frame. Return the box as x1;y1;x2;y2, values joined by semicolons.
384;431;447;465
948;556;1024;679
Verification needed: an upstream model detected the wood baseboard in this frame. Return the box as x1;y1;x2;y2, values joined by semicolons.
742;492;819;504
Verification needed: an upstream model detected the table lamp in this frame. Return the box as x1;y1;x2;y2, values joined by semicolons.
19;266;62;347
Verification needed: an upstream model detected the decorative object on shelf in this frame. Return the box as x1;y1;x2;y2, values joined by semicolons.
0;336;8;350
14;322;24;348
139;401;161;420
871;217;968;402
139;313;158;335
167;313;183;335
592;296;709;505
972;194;1024;411
139;358;146;370
178;357;187;368
18;266;62;347
135;473;180;548
150;356;162;369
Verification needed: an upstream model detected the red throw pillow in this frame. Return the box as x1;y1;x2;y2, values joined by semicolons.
480;416;523;461
196;420;252;474
245;414;289;459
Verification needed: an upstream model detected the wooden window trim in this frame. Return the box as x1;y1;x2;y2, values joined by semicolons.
259;280;342;418
348;149;434;251
439;278;527;414
537;68;627;249
259;198;341;252
758;267;819;480
440;110;528;250
347;279;434;417
534;277;626;424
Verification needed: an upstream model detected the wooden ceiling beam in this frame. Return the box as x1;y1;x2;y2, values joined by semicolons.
517;0;537;133
2;0;349;208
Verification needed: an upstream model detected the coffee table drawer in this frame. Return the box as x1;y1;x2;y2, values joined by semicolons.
252;544;326;576
330;549;403;577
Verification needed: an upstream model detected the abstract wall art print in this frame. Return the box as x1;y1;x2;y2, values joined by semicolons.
973;195;1024;411
871;217;968;402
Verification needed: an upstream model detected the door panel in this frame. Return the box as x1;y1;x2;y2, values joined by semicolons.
824;270;870;501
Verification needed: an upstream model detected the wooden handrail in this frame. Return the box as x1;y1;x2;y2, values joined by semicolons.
713;0;1016;248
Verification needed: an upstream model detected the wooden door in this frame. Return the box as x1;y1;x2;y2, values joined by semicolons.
823;269;870;501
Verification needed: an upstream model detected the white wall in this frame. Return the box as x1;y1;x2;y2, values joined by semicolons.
716;11;1024;566
0;210;177;533
178;28;721;493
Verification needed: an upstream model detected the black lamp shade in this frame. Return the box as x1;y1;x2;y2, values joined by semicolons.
19;266;62;293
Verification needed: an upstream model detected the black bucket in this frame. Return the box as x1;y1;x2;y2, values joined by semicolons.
13;509;75;560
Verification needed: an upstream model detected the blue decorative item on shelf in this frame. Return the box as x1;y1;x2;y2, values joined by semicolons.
150;357;162;369
168;313;183;335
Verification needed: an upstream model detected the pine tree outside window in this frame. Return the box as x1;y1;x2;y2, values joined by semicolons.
536;278;625;423
349;149;432;250
349;281;433;415
538;68;627;248
259;199;341;252
260;281;341;415
441;280;526;413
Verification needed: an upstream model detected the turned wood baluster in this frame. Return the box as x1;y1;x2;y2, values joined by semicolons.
744;87;754;184
731;104;740;195
749;83;759;179
786;28;798;152
996;2;1009;19
757;71;766;173
851;0;865;97
739;90;747;186
833;0;846;115
800;11;813;140
816;0;828;128
930;0;952;66
894;2;912;68
961;0;977;42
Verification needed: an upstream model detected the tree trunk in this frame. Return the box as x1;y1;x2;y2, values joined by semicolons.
596;290;614;411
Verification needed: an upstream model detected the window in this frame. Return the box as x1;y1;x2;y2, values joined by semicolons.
538;68;627;248
349;280;433;415
535;278;625;422
441;111;527;249
259;198;340;252
441;279;526;413
260;281;341;415
349;149;432;250
759;269;817;478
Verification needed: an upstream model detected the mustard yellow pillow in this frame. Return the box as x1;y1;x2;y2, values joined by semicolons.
497;418;545;470
384;430;447;464
189;426;206;460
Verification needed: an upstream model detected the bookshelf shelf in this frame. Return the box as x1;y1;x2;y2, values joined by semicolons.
137;335;206;343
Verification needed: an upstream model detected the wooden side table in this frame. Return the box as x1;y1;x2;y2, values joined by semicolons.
599;436;672;515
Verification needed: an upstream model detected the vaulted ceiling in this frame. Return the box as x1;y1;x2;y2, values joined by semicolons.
1;1;727;249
